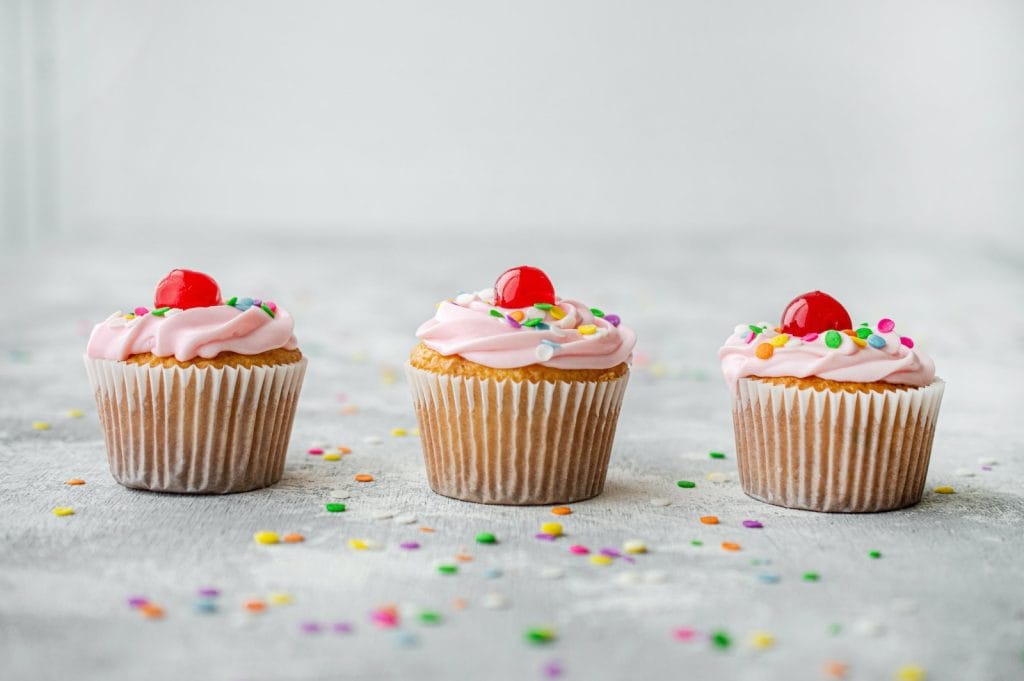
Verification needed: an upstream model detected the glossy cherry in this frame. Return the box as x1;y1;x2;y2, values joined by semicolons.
780;290;852;336
154;269;223;310
494;266;556;308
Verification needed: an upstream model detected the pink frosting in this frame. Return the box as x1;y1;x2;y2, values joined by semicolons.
86;306;299;362
719;323;935;392
416;289;636;370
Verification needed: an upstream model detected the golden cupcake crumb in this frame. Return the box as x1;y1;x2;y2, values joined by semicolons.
125;347;303;369
409;343;628;383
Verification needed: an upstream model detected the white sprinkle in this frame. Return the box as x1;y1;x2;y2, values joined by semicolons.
707;471;729;483
540;567;564;580
454;293;475;305
363;436;383;445
954;468;975;477
393;514;417;525
370;510;395;520
622;540;647;555
481;592;508;609
649;498;671;507
476;288;496;304
643;570;668;584
852;619;885;637
615;572;643;586
329;490;350;499
535;344;555;362
978;457;998;466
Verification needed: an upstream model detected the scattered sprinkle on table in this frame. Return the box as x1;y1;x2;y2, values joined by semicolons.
691;540;704;547
742;520;763;529
52;507;74;517
65;478;85;486
649;498;671;507
550;506;572;516
32;421;50;431
758;573;780;584
822;660;849;679
244;599;267;612
869;550;882;559
721;541;741;552
363;436;383;445
66;408;84;418
803;571;820;582
677;480;696;488
349;538;371;550
254;531;279;545
307;448;324;455
590;555;613;566
895;664;926;681
699;515;719;525
323;453;341;461
325;503;346;513
138;603;164;619
437;564;458;575
482;592;508;609
419;610;442;625
355;474;374;483
622;540;647;554
525;627;556;644
569;544;589;555
709;451;726;459
475;532;497;544
455;553;473;562
673;627;697;642
749;630;775;649
391;428;407;437
710;630;731;649
399;541;420;550
707;472;728;483
194;600;217;614
933;486;955;494
540;522;563;536
394;514;417;524
268;592;292;605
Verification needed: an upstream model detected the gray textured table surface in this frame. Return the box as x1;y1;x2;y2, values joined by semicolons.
1;231;1022;681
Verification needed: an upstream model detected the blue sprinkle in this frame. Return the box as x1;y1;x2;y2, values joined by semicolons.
395;631;419;648
194;599;218;613
758;573;780;584
867;334;887;349
534;322;550;330
484;568;504;579
236;296;254;311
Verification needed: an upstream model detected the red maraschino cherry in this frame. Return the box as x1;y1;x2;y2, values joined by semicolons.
780;291;852;336
494;266;556;308
154;269;223;310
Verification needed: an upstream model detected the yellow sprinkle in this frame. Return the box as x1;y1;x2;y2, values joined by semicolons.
253;531;280;545
549;306;566;320
32;421;50;431
622;540;647;554
52;507;74;517
391;428;407;437
540;522;563;536
509;310;525;322
267;592;292;605
894;664;926;681
66;408;84;418
349;538;369;551
933;486;955;494
589;555;613;566
410;428;420;437
750;631;775;649
124;313;135;320
323;453;341;461
650;363;669;378
851;336;867;348
768;334;790;348
578;324;597;335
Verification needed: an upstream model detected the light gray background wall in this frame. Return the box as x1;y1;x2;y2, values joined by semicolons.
2;0;1023;245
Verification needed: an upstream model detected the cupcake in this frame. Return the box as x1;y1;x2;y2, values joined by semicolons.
406;266;636;505
719;291;943;512
84;269;307;494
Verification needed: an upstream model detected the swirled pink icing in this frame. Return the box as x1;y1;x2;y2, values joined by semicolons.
416;288;636;370
719;321;935;391
86;306;299;362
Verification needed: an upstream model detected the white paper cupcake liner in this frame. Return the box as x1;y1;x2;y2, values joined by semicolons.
731;377;945;512
84;356;307;494
405;364;630;505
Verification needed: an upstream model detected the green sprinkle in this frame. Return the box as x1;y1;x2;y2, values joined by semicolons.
868;550;882;559
226;296;238;306
475;532;497;544
489;309;503;318
524;627;556;644
261;302;275;318
590;308;605;317
418;610;442;625
856;327;872;339
827;623;842;636
802;571;820;582
325;503;346;513
709;451;726;459
748;324;764;334
437;564;458;575
859;322;870;327
677;480;696;488
522;318;542;327
710;630;731;649
533;303;553;310
691;540;704;547
150;307;171;317
824;330;843;349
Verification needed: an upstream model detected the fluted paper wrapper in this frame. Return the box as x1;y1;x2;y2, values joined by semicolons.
84;356;307;494
406;364;629;505
731;378;944;512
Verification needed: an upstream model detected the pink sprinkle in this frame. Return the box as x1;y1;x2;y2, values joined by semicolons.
535;533;556;541
900;336;914;348
802;333;819;342
371;610;398;628
742;520;763;529
307;448;324;455
877;318;895;333
266;301;278;312
569;544;590;555
673;627;698;642
399;541;420;550
743;332;756;344
133;307;149;316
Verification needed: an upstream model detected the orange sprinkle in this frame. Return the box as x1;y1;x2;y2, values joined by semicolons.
721;541;741;551
355;474;374;483
283;533;305;543
244;600;267;613
138;603;164;619
851;336;867;348
699;515;719;525
452;597;468;611
510;310;525;322
65;478;86;485
419;526;435;533
822;660;849;679
774;326;783;333
842;329;858;337
551;506;572;516
455;553;474;562
338;446;352;454
754;343;774;360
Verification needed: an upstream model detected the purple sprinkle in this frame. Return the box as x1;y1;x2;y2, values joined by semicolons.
981;466;993;471
252;299;262;307
197;588;220;598
299;621;322;634
604;314;621;327
600;548;621;558
505;315;522;329
127;596;148;608
621;555;636;564
742;520;764;529
542;660;565;678
332;621;354;634
399;541;420;550
535;533;556;541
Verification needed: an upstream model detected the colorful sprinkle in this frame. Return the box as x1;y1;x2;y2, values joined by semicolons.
750;631;775;649
709;451;726;459
933;486;955;494
569;544;590;555
742;520;763;529
755;342;774;359
391;428;407;436
523;317;543;327
348;539;371;550
476;532;497;544
540;522;563;536
822;660;849;679
533;303;553;310
525;627;556;644
699;516;719;525
138;603;164;619
721;542;741;552
867;334;887;348
283;533;305;543
437;564;458;575
150;307;171;317
590;308;605;317
578;324;597;335
307;448;324;455
802;332;819;342
877;318;895;333
604;314;621;327
65;478;85;486
322;453;341;461
590;555;613;566
855;326;873;340
676;480;696;488
52;507;74;517
551;506;572;516
825;330;843;348
399;541;420;550
489;309;503;318
622;540;647;554
868;550;882;559
325;503;346;512
244;600;267;612
673;626;697;641
549;306;566;320
32;421;50;431
894;664;926;681
510;310;525;322
851;336;867;348
758;573;780;584
505;314;522;328
768;333;789;348
254;531;279;544
900;336;915;348
355;474;374;483
803;571;820;582
418;610;442;625
710;630;731;649
536;344;555;361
